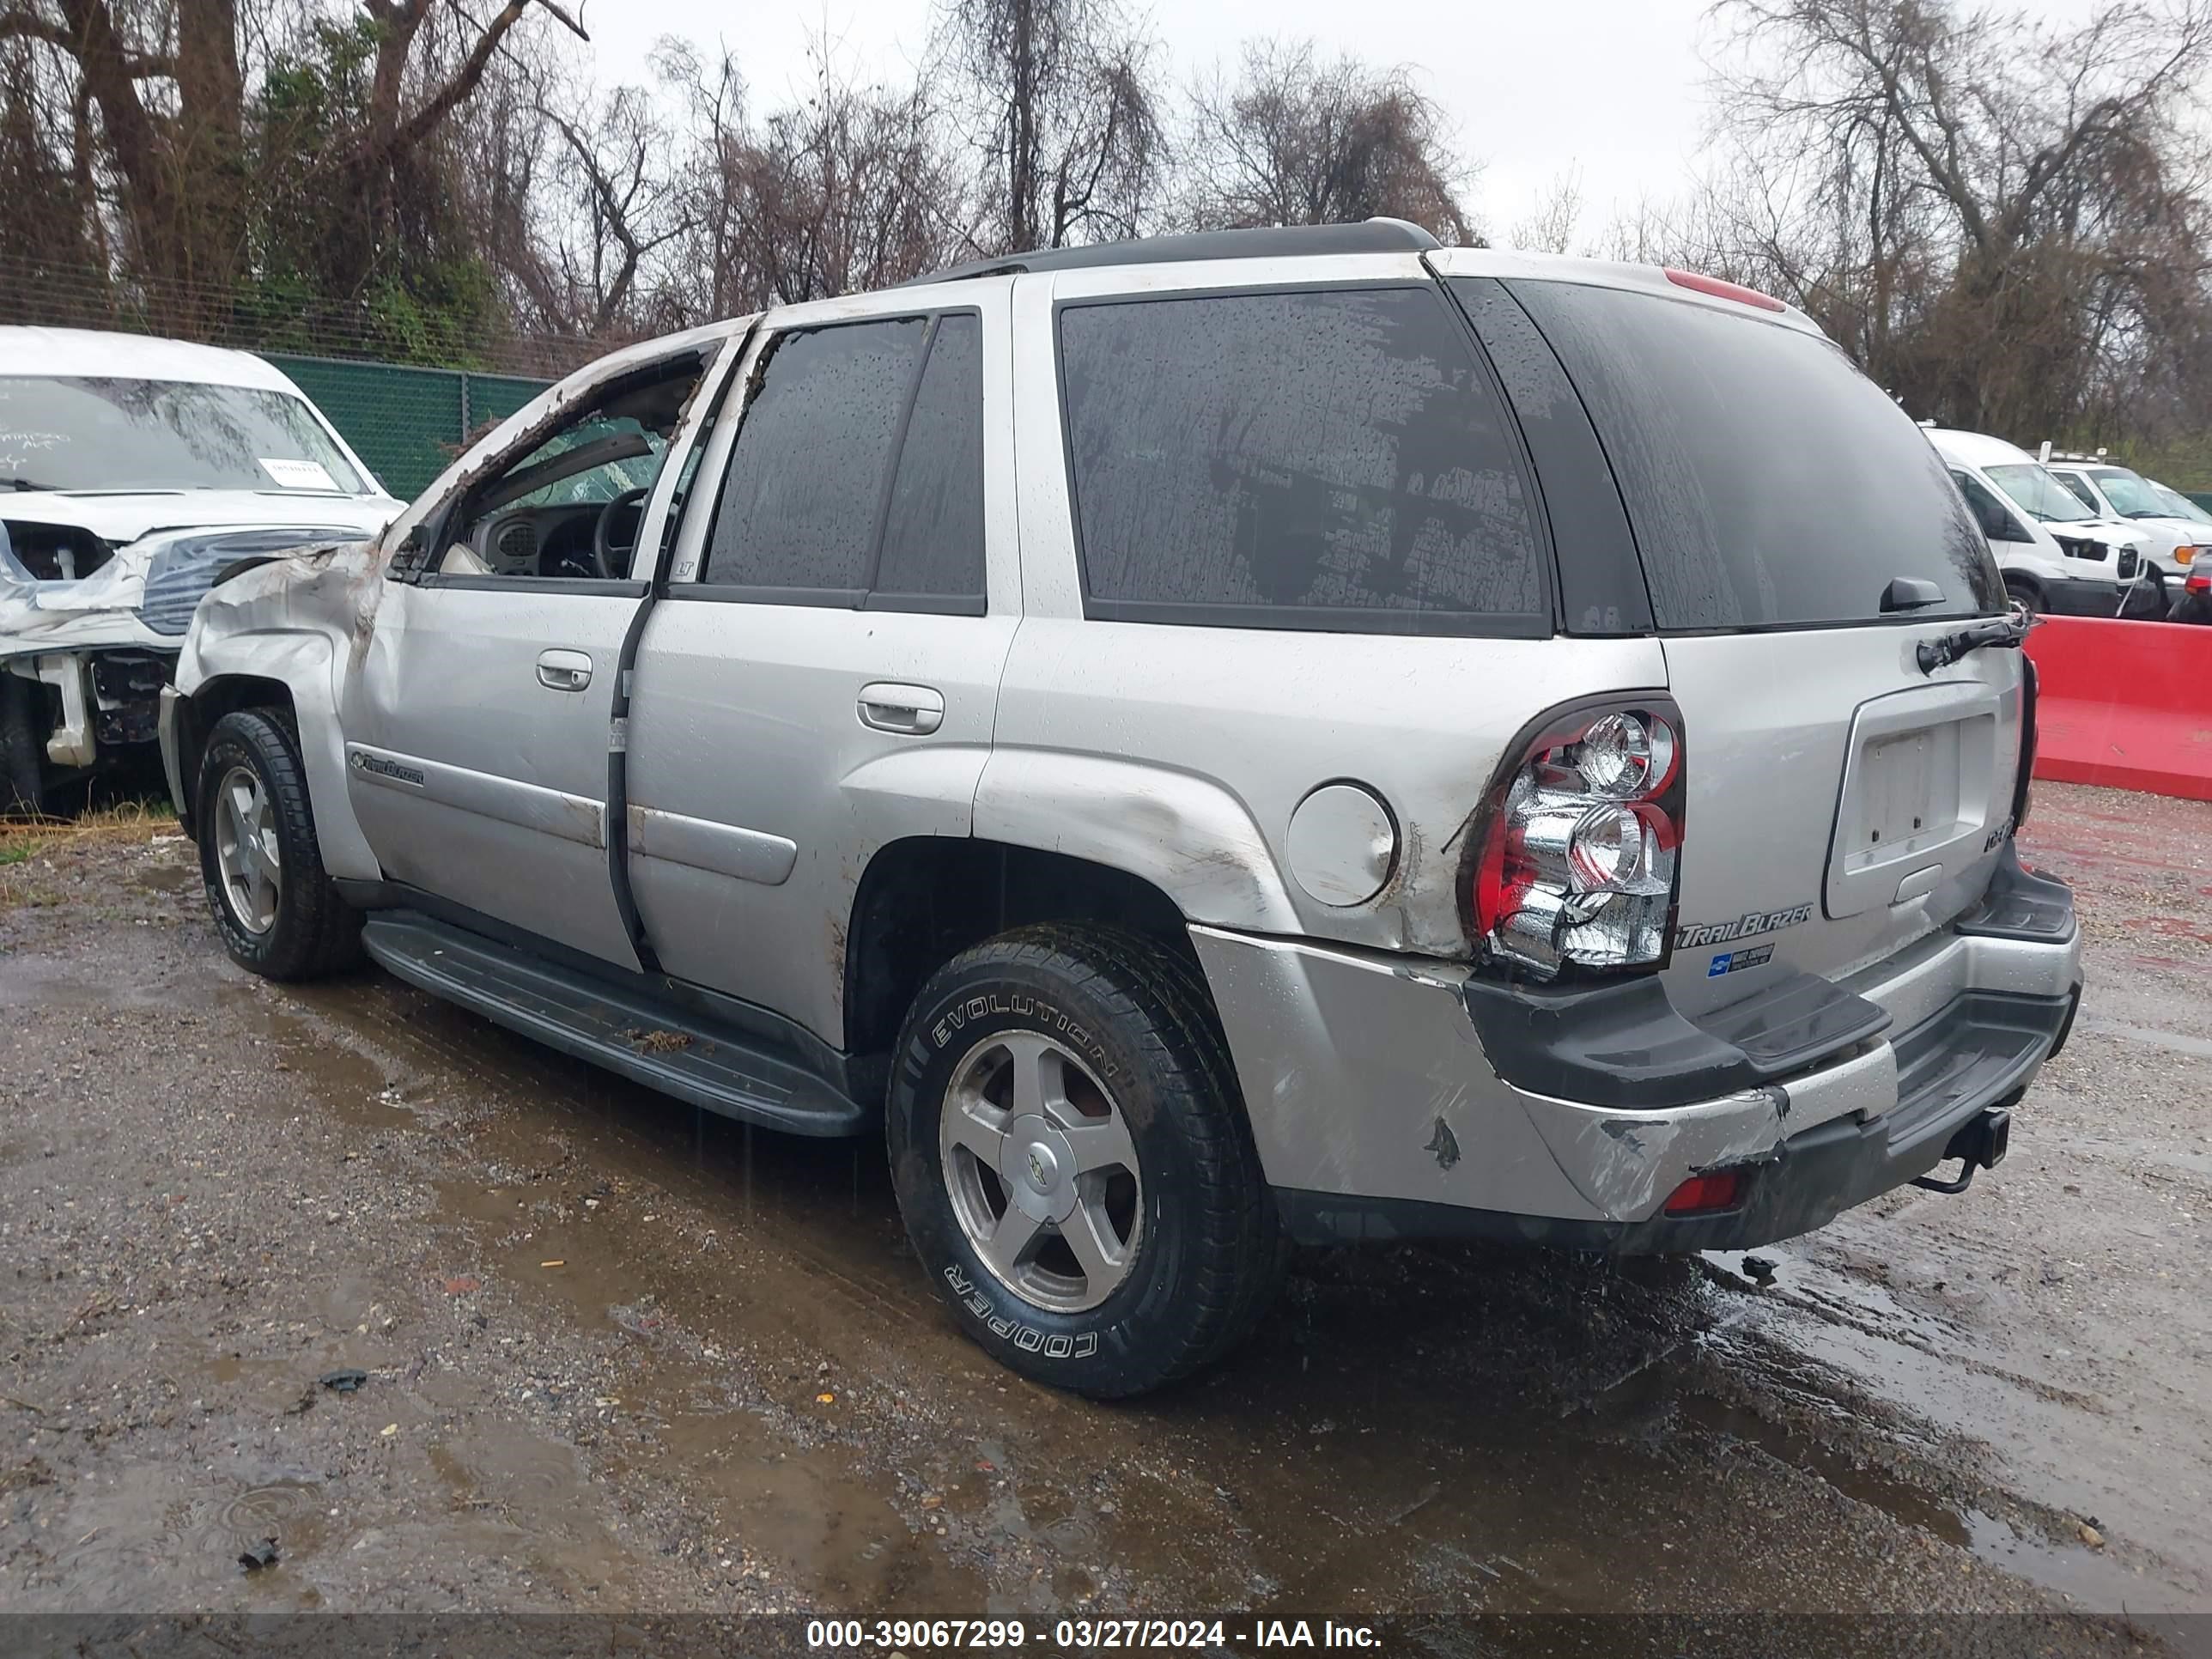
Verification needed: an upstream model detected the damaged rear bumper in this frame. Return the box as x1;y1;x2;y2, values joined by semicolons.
1193;854;2081;1252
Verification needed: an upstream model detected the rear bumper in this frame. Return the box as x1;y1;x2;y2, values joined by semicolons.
1194;851;2082;1252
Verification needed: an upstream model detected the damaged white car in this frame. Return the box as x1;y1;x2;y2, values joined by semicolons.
1;327;401;813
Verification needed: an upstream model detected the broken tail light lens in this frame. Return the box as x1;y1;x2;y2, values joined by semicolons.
1470;701;1686;981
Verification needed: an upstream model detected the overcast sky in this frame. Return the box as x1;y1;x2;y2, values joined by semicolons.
586;0;2111;240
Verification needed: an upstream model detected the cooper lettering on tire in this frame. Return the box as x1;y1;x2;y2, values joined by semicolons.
890;923;1286;1398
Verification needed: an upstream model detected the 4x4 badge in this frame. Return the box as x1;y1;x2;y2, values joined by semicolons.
1675;903;1814;951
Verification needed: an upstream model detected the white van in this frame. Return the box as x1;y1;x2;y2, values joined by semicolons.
2042;454;2202;586
1926;428;2142;617
1;326;402;813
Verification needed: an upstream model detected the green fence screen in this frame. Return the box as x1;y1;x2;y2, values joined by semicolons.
259;354;553;502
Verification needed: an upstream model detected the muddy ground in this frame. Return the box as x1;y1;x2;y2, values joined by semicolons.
1;782;2206;1645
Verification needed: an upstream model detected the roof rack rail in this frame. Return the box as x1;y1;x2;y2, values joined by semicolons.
896;218;1443;288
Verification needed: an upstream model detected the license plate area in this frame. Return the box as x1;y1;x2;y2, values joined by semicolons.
1826;682;2001;920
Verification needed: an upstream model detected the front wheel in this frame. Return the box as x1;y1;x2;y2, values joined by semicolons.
195;708;362;981
2004;578;2045;617
887;924;1285;1397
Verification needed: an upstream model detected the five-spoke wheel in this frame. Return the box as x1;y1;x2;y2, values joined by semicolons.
939;1030;1143;1312
211;763;282;935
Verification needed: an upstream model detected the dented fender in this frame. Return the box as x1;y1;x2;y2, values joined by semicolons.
973;750;1303;933
176;539;386;881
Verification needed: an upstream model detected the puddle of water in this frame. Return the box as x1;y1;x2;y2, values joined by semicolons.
253;968;2175;1616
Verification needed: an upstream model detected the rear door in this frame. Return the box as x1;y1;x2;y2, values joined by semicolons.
1446;268;2022;1017
626;286;1019;1048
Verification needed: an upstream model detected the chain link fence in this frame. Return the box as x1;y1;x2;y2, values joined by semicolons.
2;255;598;501
264;354;550;501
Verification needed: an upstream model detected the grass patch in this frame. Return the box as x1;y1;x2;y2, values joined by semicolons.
0;798;179;908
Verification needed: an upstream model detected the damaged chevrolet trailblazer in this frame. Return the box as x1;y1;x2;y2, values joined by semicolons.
160;222;2083;1397
1;327;401;814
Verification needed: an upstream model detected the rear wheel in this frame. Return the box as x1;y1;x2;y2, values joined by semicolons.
887;924;1285;1397
196;708;362;981
0;677;46;818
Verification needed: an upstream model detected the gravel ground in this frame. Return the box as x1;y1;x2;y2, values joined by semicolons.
0;784;2206;1647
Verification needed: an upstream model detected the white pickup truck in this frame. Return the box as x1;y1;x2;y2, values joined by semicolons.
1;327;400;813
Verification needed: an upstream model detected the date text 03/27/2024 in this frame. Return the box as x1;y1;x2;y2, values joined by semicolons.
805;1620;1382;1650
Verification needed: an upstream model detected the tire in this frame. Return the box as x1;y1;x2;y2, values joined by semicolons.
2004;579;2045;617
195;708;363;981
887;923;1286;1398
0;677;46;818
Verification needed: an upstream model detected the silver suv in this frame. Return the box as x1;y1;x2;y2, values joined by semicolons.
161;222;2083;1397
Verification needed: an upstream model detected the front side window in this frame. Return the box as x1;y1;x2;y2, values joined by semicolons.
1985;464;2096;524
1057;286;1547;633
431;354;708;582
1954;471;2027;543
0;376;367;495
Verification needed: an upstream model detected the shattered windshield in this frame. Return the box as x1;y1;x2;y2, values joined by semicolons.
0;376;368;495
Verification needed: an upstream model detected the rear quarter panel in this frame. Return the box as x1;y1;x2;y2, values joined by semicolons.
983;621;1668;955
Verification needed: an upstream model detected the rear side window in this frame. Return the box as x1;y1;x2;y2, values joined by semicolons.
1057;287;1548;635
700;317;926;595
1506;281;2002;629
698;313;985;609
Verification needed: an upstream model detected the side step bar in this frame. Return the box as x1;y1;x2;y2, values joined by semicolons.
360;911;867;1137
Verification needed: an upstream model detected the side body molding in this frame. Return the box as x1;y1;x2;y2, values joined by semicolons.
971;748;1303;933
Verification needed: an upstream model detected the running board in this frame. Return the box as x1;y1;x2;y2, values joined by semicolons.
359;911;866;1137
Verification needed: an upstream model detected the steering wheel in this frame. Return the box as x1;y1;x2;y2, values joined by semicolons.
592;487;650;579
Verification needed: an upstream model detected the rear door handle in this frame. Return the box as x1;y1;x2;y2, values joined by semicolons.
536;648;593;692
858;682;945;735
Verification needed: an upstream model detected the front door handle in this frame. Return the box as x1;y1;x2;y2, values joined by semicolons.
537;648;593;692
858;682;945;735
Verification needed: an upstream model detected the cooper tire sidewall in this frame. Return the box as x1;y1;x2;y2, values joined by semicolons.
891;963;1200;1385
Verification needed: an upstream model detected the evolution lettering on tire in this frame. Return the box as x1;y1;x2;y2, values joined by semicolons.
930;992;1120;1084
887;923;1285;1398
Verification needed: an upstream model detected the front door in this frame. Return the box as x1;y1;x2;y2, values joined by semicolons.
344;344;723;968
626;284;1019;1047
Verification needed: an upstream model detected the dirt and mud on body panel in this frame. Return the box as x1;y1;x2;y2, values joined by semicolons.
1497;273;2025;1013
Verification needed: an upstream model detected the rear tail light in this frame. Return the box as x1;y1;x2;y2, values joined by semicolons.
2012;660;2038;835
1469;701;1686;980
2189;572;2211;594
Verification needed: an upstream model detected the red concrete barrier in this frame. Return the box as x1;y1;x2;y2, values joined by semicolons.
2025;615;2212;801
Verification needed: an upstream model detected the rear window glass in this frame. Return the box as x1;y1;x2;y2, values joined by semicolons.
1506;282;2002;628
700;317;927;592
1058;287;1547;634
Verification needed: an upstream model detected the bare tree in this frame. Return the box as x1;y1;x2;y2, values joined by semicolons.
0;0;586;337
1707;0;2212;438
656;40;963;315
935;0;1167;252
1511;167;1583;253
1178;39;1476;243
